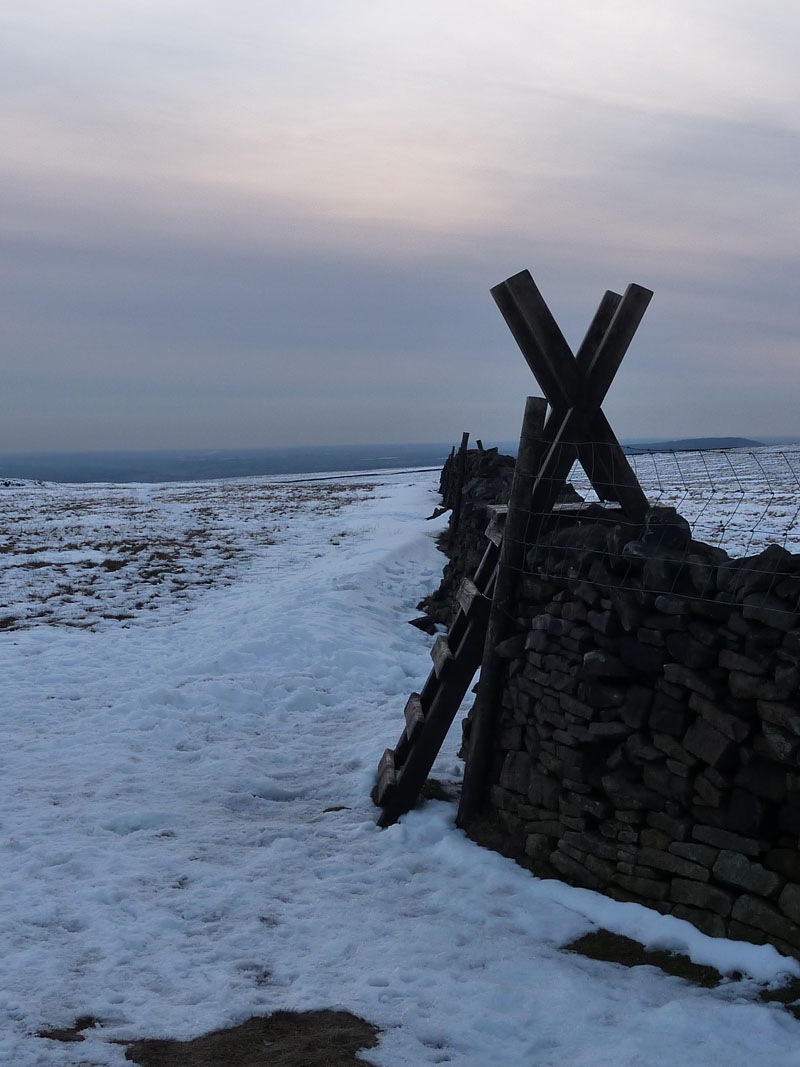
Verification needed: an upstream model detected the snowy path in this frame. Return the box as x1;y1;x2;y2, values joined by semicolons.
1;471;800;1065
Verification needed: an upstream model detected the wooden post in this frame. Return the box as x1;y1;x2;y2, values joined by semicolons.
440;445;456;501
457;396;547;828
449;431;470;540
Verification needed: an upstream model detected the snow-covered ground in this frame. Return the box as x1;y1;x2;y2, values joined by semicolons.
2;461;800;1066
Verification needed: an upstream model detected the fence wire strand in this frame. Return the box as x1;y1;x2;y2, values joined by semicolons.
565;445;800;555
440;443;800;627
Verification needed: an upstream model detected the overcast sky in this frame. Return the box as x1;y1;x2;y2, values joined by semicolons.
2;1;800;451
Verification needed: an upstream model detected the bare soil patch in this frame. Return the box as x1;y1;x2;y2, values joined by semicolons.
124;1010;379;1067
759;976;800;1019
565;929;724;987
39;1010;380;1066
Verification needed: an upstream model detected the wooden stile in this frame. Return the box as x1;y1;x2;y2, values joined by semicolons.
372;267;653;828
371;534;498;827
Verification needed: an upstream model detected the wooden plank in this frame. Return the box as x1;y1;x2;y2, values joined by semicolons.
403;692;424;742
377;747;395;779
440;445;455;500
585;410;649;519
378;617;488;827
490;271;578;408
456;577;479;616
456;577;489;618
570;290;623;499
430;634;453;676
485;504;509;547
458;396;547;827
374;748;397;806
534;377;644;519
472;537;500;595
449;431;470;537
575;290;622;362
485;516;504;547
491;271;651;519
581;283;653;405
527;407;581;517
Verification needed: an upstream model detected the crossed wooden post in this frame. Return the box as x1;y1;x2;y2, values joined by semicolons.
373;268;654;829
491;270;652;521
456;271;653;826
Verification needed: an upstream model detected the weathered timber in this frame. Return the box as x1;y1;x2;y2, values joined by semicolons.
403;693;424;742
431;635;454;677
374;532;501;827
376;266;653;832
449;431;470;539
373;748;397;807
485;505;508;547
457;395;547;826
456;577;482;616
490;270;650;520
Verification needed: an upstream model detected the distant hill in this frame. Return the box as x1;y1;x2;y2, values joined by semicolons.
623;437;764;455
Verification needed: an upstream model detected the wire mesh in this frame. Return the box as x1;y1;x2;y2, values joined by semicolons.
574;444;800;556
494;443;800;622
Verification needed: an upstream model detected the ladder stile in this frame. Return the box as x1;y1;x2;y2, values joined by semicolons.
374;267;651;829
373;538;495;825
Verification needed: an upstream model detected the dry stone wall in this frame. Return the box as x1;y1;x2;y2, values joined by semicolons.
423;447;580;625
480;501;800;957
420;448;515;624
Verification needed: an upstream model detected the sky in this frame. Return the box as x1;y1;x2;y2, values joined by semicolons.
2;0;800;451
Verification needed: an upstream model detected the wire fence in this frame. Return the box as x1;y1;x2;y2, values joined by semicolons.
570;444;800;557
493;443;800;621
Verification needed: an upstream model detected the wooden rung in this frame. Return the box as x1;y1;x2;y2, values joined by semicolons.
485;516;505;546
404;692;425;741
430;634;453;676
375;747;397;805
473;539;500;589
456;578;480;615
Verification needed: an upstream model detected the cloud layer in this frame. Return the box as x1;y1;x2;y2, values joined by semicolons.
2;1;799;449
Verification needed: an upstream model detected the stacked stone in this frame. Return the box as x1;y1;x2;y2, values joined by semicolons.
427;448;583;624
438;446;515;515
485;503;800;957
421;448;516;624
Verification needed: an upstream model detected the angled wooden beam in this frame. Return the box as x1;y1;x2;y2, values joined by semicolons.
490;272;613;503
579;283;653;405
457;396;547;827
491;271;652;517
586;411;649;519
491;271;578;409
572;290;624;499
574;290;622;362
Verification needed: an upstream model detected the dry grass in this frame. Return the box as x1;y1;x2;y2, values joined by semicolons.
124;1010;380;1067
39;1010;380;1066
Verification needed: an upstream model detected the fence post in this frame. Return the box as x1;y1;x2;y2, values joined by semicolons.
440;446;456;501
457;396;547;828
449;431;470;542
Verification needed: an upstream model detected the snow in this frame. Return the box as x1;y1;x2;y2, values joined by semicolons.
2;461;800;1065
